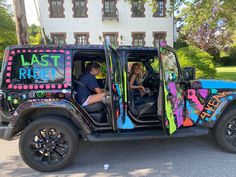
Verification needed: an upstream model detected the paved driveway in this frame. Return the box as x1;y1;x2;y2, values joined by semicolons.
0;135;235;177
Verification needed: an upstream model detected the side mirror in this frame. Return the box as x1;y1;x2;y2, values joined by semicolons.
183;67;196;81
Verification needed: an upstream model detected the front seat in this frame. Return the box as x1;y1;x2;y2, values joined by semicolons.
83;102;106;123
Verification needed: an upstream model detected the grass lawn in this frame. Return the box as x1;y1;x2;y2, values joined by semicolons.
216;66;236;81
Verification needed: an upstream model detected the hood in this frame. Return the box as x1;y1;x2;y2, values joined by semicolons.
199;79;236;90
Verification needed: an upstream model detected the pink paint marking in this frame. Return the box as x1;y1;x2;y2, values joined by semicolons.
6;73;11;77
59;50;64;53
63;83;68;88
39;50;43;52
34;85;39;89
188;89;204;111
7;67;11;71
11;51;15;55
46;50;51;52
6;79;10;83
13;85;17;89
23;85;28;89
66;78;71;82
66;72;71;76
66;51;70;54
17;50;20;53
22;50;26;53
28;50;32;52
18;85;22;90
51;85;56;89
198;89;209;98
67;56;71;60
66;67;70;71
66;62;70;66
29;85;34;89
57;84;62;89
52;50;57;53
8;62;12;66
46;84;50;89
33;50;38;52
8;56;12;61
39;85;44;89
8;84;12;89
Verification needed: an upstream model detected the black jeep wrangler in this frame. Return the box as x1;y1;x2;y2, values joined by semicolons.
1;39;236;172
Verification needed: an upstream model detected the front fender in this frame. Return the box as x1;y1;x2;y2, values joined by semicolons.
198;92;236;127
5;99;93;136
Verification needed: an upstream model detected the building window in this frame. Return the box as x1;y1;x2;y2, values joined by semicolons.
49;0;65;18
131;0;145;17
153;0;166;17
132;32;145;47
51;33;66;44
103;0;117;17
74;33;89;45
72;0;88;17
103;32;118;46
153;32;167;47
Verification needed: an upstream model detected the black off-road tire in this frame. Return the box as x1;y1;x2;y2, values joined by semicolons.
19;116;79;172
211;107;236;153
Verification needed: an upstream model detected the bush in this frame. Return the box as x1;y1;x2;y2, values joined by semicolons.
177;46;216;79
229;45;236;60
218;45;236;66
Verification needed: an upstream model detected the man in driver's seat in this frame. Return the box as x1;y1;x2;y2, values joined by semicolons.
76;62;105;107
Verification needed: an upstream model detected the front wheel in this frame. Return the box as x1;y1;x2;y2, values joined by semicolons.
19;116;79;172
212;108;236;153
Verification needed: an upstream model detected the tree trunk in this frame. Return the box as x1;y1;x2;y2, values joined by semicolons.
13;0;29;45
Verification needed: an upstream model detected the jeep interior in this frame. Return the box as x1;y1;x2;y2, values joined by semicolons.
72;47;162;130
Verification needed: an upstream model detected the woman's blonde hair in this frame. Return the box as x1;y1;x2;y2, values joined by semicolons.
129;63;142;85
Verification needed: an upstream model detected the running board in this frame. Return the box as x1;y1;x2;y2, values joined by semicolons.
87;127;209;142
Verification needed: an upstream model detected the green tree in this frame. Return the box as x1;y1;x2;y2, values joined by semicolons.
0;5;17;65
28;24;42;45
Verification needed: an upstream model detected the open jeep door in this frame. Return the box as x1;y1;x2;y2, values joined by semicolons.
158;44;185;135
104;38;134;131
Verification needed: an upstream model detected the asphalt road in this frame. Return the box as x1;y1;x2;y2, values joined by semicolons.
0;135;236;177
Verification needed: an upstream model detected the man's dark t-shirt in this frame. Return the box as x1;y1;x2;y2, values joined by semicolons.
76;72;99;105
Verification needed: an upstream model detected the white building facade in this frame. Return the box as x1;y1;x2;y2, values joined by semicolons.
37;0;174;47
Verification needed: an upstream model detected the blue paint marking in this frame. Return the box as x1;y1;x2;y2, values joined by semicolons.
186;101;198;122
220;98;226;101
200;80;236;89
228;96;233;100
205;118;209;121
211;89;218;94
211;116;216;121
207;110;211;114
199;120;203;124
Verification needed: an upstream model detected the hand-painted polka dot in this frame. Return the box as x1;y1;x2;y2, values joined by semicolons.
66;62;70;66
11;51;15;55
6;73;11;77
7;67;11;71
46;84;50;89
13;85;17;89
33;50;38;52
39;85;44;89
18;85;22;90
52;50;57;52
39;50;43;52
64;83;68;88
23;85;28;89
57;84;62;89
60;50;64;53
66;51;70;54
8;56;12;61
34;85;38;89
66;72;71;76
17;50;20;53
51;85;56;89
8;84;12;89
6;79;10;83
22;50;26;53
67;56;71;60
28;50;32;52
8;62;12;66
66;78;71;82
29;85;33;89
46;50;51;52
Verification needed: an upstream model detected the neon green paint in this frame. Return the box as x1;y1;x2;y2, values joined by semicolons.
20;55;30;66
31;54;40;65
124;70;127;102
40;55;49;66
51;55;60;67
163;81;177;134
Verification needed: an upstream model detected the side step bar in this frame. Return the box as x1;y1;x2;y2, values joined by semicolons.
87;127;209;142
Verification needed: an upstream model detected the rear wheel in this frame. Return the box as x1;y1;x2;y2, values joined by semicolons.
19;116;79;172
212;108;236;153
